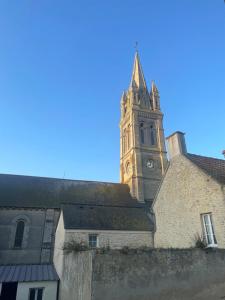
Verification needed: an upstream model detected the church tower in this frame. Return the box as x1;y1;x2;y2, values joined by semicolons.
120;52;168;204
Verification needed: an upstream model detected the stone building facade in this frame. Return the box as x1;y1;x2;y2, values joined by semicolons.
154;132;225;248
0;207;58;265
54;208;153;252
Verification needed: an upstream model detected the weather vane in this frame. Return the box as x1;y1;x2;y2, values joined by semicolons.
135;41;138;52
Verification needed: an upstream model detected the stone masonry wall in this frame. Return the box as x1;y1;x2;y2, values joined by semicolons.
54;247;225;300
54;214;92;300
0;208;46;264
153;155;225;248
65;230;153;249
91;249;225;300
0;208;60;265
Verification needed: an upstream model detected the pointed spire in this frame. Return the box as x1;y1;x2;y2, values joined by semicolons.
151;81;160;110
130;52;147;90
121;91;126;102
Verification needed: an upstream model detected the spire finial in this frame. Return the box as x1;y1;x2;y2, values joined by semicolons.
151;80;160;110
130;50;147;90
135;41;138;52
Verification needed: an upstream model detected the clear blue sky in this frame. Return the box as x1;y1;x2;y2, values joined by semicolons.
0;1;224;182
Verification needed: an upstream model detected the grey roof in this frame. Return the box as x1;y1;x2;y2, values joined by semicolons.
0;264;59;283
186;153;225;185
0;174;137;209
62;203;153;231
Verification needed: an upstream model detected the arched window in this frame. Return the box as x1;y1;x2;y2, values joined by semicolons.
150;124;156;146
14;220;25;248
140;123;145;144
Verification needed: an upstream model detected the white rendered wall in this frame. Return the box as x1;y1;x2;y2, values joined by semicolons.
16;281;57;300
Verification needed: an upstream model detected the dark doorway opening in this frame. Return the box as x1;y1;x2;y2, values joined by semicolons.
0;282;18;300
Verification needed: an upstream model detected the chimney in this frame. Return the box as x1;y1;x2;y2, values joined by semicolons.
166;131;187;159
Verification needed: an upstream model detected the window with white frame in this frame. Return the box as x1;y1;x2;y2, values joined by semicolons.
29;288;44;300
201;213;217;247
88;234;98;248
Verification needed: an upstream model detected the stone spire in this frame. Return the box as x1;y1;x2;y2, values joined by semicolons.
150;81;160;110
130;52;147;90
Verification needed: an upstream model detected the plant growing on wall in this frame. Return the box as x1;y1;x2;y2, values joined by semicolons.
63;240;89;254
194;234;207;249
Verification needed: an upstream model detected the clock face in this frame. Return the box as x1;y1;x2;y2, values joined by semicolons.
146;159;154;169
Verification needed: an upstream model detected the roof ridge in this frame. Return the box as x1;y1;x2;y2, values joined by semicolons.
0;173;122;185
187;153;225;163
61;203;144;209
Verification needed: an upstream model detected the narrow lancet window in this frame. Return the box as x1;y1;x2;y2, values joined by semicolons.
14;220;25;248
150;124;156;146
140;123;145;144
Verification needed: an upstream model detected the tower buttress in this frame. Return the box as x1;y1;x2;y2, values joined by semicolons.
120;52;168;204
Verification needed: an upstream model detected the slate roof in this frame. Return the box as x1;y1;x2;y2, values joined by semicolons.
0;174;137;209
62;203;153;231
0;264;59;283
186;153;225;185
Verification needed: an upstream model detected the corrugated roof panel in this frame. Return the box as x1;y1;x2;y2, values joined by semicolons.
49;265;58;281
3;266;12;282
12;266;20;282
42;265;49;281
25;265;32;282
47;265;53;281
0;267;3;281
19;265;27;282
0;264;59;283
37;265;42;281
31;265;36;282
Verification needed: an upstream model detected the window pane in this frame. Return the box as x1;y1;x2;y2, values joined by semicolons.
89;235;97;248
14;220;25;248
207;233;213;245
204;215;210;225
37;289;43;300
211;222;217;244
202;214;217;245
29;289;36;300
